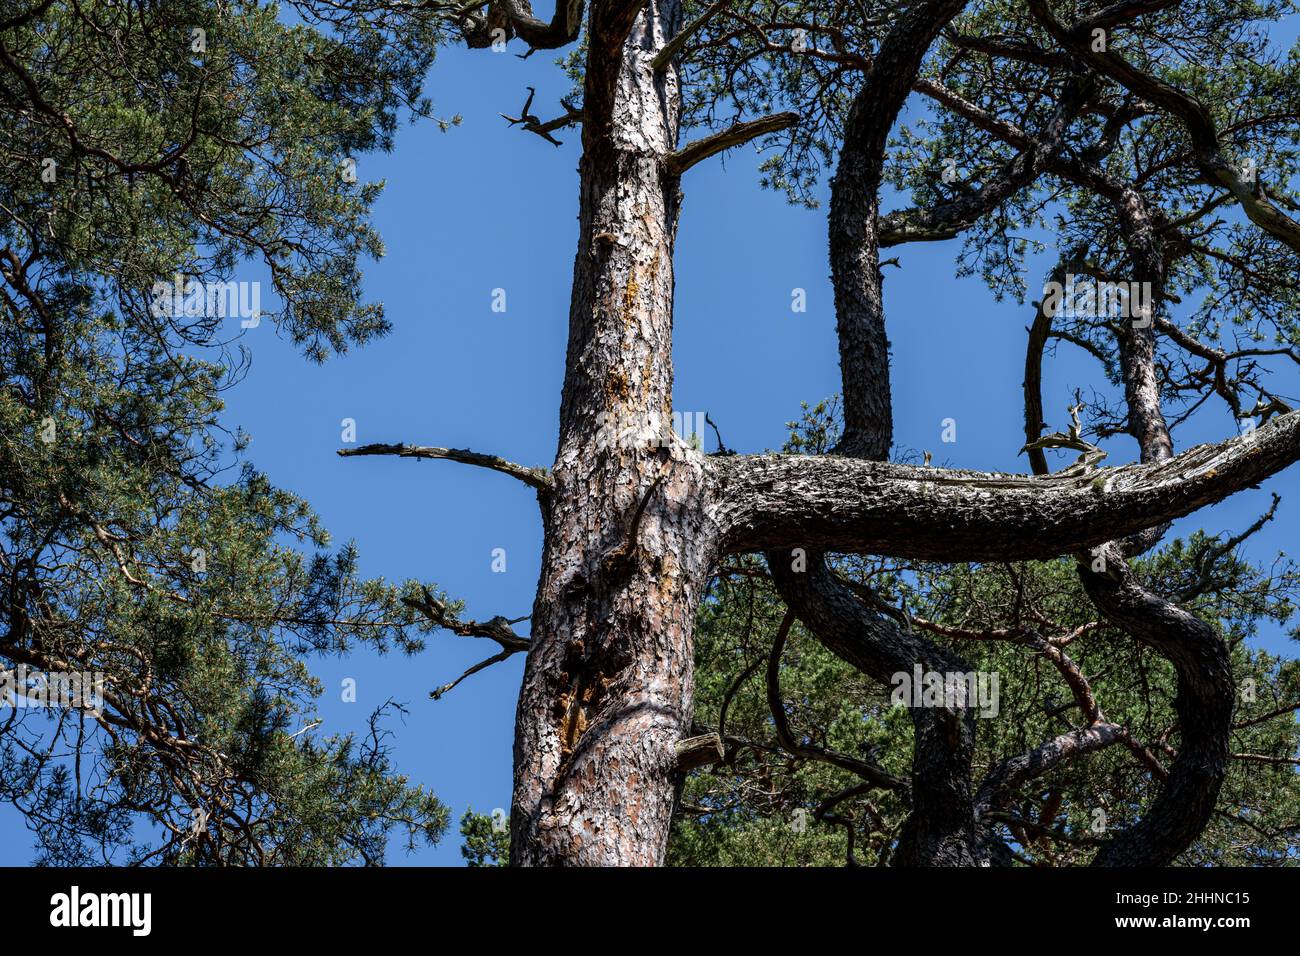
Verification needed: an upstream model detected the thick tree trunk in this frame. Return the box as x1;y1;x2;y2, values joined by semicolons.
509;0;711;866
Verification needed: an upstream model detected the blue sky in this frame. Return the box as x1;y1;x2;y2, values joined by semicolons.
2;15;1297;866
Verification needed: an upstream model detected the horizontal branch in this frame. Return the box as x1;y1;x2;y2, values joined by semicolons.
665;112;800;175
403;586;530;650
710;409;1300;561
338;442;551;492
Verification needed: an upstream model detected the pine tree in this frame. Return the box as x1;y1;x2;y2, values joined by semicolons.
0;0;454;864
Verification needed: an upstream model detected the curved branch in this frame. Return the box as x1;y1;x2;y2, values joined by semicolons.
1024;250;1091;475
829;0;968;458
495;0;587;50
1080;554;1234;866
765;553;978;865
764;609;909;793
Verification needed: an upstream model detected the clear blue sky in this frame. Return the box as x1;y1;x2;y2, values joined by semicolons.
2;16;1296;866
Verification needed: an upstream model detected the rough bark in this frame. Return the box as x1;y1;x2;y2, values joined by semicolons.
1081;556;1235;866
761;0;985;867
1078;185;1234;866
1011;176;1237;866
708;408;1300;562
509;0;717;867
830;0;968;458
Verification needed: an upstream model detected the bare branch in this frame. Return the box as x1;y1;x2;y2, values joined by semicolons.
711;408;1300;562
338;442;551;492
402;587;529;700
501;86;583;146
497;0;586;50
976;722;1127;820
665;111;800;175
404;586;530;652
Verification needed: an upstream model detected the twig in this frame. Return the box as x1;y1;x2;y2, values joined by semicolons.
402;587;531;700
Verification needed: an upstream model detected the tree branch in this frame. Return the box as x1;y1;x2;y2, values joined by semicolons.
665;111;800;175
879;76;1092;247
674;732;724;771
976;722;1126;821
710;408;1300;561
651;0;729;71
1028;0;1300;254
1079;554;1234;866
338;442;551;492
765;608;909;792
401;586;530;700
495;0;587;50
765;553;977;864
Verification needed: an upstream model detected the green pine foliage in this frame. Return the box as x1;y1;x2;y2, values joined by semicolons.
459;807;510;867
1;0;456;864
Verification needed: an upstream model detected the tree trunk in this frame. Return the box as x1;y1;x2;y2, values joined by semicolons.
509;0;710;866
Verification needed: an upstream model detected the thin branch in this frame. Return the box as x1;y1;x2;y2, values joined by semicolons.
1230;752;1300;766
402;587;530;700
1233;701;1300;730
765;610;908;793
338;442;551;492
429;649;518;701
